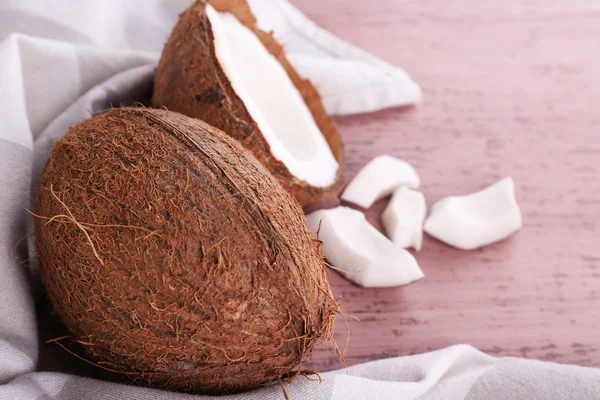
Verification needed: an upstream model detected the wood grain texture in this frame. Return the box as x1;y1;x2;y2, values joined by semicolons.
292;0;600;370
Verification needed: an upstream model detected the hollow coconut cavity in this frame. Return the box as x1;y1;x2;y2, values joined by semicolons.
34;108;340;394
152;0;343;206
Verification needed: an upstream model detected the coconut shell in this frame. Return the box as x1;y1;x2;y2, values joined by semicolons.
35;107;338;394
152;0;344;207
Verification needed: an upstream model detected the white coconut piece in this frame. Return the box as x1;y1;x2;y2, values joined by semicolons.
341;155;420;208
424;177;522;250
206;5;339;187
381;187;427;251
305;206;424;288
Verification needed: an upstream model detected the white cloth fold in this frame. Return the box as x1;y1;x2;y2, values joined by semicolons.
0;1;599;399
246;0;422;114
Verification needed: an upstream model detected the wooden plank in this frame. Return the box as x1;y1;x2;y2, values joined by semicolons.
293;0;600;370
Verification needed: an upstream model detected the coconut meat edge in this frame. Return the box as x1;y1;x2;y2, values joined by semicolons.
206;5;338;188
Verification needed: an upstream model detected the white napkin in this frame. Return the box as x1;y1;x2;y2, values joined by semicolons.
247;0;422;114
1;1;599;400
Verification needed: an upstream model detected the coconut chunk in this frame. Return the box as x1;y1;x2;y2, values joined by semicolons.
381;187;426;251
341;155;420;208
306;206;424;288
424;177;522;250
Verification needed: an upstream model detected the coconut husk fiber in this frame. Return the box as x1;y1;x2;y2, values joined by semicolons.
152;0;344;207
34;107;340;394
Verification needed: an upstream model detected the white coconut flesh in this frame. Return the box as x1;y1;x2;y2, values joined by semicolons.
424;177;522;250
381;187;427;251
206;5;339;187
341;155;421;209
305;206;424;288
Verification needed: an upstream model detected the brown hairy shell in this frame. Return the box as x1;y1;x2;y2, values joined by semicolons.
152;0;344;207
35;107;338;394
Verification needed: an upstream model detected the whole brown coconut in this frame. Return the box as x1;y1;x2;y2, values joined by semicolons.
152;0;344;207
35;108;339;394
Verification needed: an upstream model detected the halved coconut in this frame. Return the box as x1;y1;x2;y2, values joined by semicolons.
152;0;343;206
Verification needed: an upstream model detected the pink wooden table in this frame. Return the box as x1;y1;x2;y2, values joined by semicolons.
295;0;600;370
